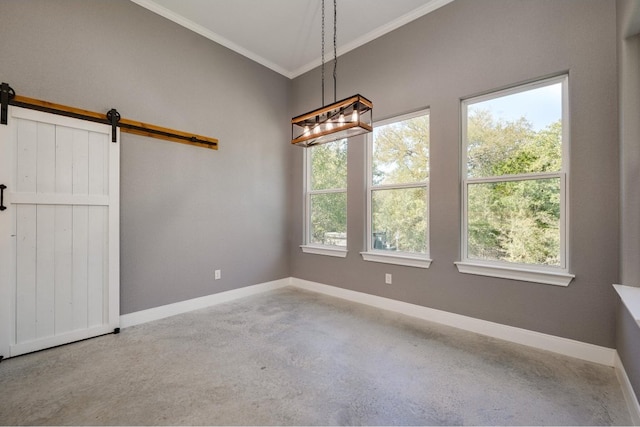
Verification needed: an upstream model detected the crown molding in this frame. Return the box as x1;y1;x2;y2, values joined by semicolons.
130;0;293;78
132;0;455;80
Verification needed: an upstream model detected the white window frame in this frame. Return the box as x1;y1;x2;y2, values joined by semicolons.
455;75;574;286
300;140;348;258
361;109;432;268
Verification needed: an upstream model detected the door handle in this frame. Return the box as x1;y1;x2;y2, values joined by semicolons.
0;184;6;211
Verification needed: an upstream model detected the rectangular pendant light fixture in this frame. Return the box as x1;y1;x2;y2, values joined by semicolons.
291;94;373;147
291;0;373;148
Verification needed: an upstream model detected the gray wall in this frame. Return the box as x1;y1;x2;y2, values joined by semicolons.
290;0;620;347
0;0;291;314
0;0;628;352
617;301;640;400
616;0;640;399
619;0;640;288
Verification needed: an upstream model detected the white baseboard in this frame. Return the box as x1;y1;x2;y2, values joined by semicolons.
118;275;638;422
121;276;617;366
616;351;640;425
120;278;290;328
290;277;616;367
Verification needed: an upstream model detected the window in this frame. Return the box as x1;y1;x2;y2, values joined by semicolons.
361;110;431;268
301;139;348;257
456;75;574;286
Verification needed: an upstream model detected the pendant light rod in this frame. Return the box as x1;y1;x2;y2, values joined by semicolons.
291;0;373;147
333;0;337;104
321;0;338;106
321;0;325;107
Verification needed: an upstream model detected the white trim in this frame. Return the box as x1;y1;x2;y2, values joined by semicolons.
303;147;310;246
120;278;290;328
129;0;291;78
561;76;571;267
460;74;571;278
374;109;433;128
115;275;638;426
466;172;563;184
455;261;574;286
289;0;456;78
463;74;570;106
361;251;432;268
303;140;348;249
615;351;640;425
300;245;348;258
290;278;613;366
118;276;616;368
133;0;454;79
370;181;428;191
614;284;640;328
366;110;430;256
308;188;347;196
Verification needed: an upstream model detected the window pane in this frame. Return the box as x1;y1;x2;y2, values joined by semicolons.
310;139;347;190
467;178;561;266
372;114;429;186
310;192;347;246
372;187;427;254
466;83;562;178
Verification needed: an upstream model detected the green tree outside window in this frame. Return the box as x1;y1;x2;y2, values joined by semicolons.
464;79;566;267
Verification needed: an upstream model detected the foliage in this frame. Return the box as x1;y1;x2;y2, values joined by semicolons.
372;187;427;253
373;115;429;185
467;108;562;177
466;109;563;266
309;140;347;245
307;107;564;265
371;115;429;253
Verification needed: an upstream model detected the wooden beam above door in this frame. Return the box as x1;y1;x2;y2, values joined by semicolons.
0;83;218;150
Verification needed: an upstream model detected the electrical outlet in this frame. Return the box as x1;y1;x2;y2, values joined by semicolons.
215;270;221;280
385;273;392;285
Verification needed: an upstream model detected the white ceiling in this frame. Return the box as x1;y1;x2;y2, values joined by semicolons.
131;0;454;79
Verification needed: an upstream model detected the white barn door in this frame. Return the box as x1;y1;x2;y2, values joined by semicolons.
0;107;119;358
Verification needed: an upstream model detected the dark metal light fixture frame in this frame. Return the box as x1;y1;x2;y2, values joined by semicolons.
291;94;372;147
291;0;373;147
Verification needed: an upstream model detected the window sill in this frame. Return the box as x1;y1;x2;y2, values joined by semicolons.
361;251;432;268
613;284;640;328
454;261;574;286
300;245;348;258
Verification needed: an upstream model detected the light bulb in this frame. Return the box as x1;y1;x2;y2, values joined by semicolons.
338;113;345;124
313;125;321;134
303;126;310;136
351;109;359;122
327;121;334;130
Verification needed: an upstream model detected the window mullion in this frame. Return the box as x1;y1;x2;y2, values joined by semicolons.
309;187;347;196
371;181;428;191
466;172;562;184
459;74;570;282
365;109;430;259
